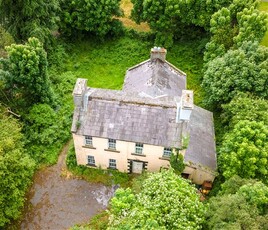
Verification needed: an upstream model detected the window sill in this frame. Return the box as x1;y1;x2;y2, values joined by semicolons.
86;163;97;167
131;153;146;157
82;145;96;149
159;156;170;161
104;148;120;153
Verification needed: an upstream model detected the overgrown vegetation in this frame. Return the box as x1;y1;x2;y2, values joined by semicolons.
1;0;268;228
66;142;132;187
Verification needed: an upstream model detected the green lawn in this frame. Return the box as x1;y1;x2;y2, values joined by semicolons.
63;36;205;105
259;2;268;46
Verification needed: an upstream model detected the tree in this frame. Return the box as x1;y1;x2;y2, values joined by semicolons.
0;109;35;227
108;169;205;229
219;120;268;183
202;41;268;106
1;37;55;108
204;0;267;63
131;0;233;47
204;176;268;229
0;26;14;58
0;0;59;45
59;0;123;38
221;93;268;128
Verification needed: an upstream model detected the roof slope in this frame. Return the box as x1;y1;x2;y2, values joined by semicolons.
185;106;217;171
123;59;186;98
72;89;182;148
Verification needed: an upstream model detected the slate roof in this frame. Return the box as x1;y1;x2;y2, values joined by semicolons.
72;89;183;148
123;59;186;98
185;106;217;171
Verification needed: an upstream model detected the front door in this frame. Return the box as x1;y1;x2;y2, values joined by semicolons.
132;161;143;174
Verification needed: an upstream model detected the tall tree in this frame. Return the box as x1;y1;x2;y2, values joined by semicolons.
0;0;59;45
221;93;268;128
1;37;55;108
59;0;123;38
202;41;268;106
204;176;268;229
0;109;35;227
219;120;268;183
108;169;205;229
131;0;233;46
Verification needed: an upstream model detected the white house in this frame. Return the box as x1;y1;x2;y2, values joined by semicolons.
71;48;217;185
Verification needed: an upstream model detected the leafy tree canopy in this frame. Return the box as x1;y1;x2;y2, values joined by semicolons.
219;120;268;182
0;108;35;227
0;0;59;46
221;93;268;128
1;37;55;108
108;169;205;229
202;41;268;106
59;0;123;38
204;0;267;63
205;176;268;229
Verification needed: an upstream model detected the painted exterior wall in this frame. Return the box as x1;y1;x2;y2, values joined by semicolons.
73;133;216;184
73;134;170;173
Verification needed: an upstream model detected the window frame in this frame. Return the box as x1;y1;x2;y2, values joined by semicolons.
135;143;144;154
109;159;117;169
163;147;172;157
85;135;93;146
108;138;116;149
87;155;95;166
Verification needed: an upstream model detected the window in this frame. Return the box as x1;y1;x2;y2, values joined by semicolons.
108;139;116;149
87;155;95;165
109;159;116;169
135;143;143;154
85;135;93;146
163;147;172;157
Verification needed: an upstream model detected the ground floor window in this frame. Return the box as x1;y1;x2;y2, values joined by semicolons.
109;159;116;169
87;155;95;165
163;147;172;157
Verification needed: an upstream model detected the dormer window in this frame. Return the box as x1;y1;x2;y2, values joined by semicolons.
108;139;116;149
85;135;93;146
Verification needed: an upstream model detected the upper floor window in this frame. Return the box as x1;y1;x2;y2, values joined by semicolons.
85;135;93;146
109;159;117;169
87;155;95;166
108;139;116;149
135;143;143;154
163;147;172;157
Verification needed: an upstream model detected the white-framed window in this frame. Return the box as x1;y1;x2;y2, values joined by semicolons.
87;155;95;165
85;135;93;146
135;143;143;154
109;159;117;169
108;139;116;149
163;147;172;157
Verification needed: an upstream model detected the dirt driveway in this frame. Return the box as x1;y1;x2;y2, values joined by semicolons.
19;142;115;230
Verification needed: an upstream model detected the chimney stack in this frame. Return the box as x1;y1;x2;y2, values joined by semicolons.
176;90;194;122
150;47;167;62
73;78;88;108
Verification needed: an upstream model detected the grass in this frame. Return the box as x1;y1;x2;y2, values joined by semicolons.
63;35;205;105
259;2;268;46
118;0;150;32
70;211;109;230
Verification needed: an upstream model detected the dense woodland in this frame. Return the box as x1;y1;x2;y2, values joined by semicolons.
0;0;268;229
